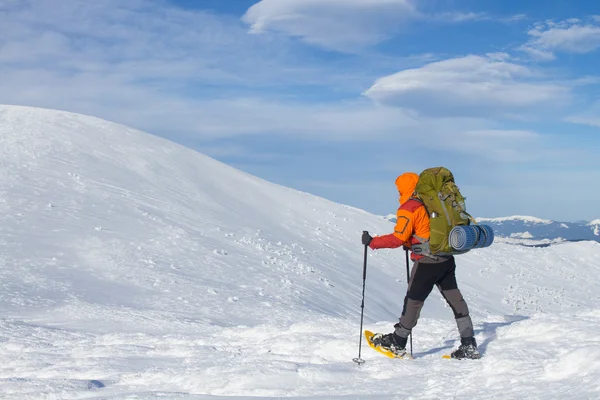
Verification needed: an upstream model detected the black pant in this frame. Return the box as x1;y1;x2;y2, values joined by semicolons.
394;256;474;339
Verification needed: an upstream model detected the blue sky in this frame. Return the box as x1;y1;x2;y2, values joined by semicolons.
1;0;599;221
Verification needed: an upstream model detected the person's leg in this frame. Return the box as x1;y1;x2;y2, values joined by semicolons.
394;260;441;339
436;257;474;338
436;257;480;359
372;260;441;354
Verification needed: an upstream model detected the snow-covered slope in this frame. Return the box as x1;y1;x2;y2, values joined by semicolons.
1;105;600;399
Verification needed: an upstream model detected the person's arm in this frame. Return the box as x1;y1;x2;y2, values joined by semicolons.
369;209;414;249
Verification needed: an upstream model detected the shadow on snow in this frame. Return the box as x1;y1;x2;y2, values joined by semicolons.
413;314;529;358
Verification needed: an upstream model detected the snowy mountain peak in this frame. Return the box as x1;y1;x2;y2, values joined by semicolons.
477;215;553;224
478;215;600;242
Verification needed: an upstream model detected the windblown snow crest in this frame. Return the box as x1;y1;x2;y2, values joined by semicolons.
1;105;600;399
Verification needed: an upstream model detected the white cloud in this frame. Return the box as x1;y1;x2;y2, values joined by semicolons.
501;14;528;23
520;46;556;61
0;0;400;141
3;59;542;162
440;129;542;162
486;52;511;61
569;116;600;127
364;54;570;117
3;0;389;92
520;18;600;60
243;0;491;52
169;99;420;140
566;102;600;127
0;0;590;172
0;0;501;149
243;0;416;52
430;11;488;23
0;64;419;140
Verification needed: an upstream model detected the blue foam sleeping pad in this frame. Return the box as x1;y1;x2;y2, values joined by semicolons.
449;225;495;251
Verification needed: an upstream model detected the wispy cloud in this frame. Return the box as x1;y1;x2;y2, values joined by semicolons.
2;0;530;146
243;0;493;52
0;0;532;146
440;129;542;162
0;0;396;141
429;11;488;23
501;14;528;23
0;0;304;87
566;101;600;127
243;0;417;52
520;17;600;60
364;54;570;117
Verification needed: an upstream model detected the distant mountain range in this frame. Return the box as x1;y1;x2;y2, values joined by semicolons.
476;216;600;242
384;214;600;242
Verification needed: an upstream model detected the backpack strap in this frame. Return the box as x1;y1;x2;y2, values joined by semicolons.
401;197;424;213
400;198;437;259
463;210;477;225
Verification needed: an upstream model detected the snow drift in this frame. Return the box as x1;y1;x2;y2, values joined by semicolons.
1;105;600;399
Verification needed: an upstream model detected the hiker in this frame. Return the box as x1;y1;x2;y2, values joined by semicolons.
361;172;480;360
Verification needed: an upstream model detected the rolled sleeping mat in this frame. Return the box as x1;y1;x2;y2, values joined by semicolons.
449;225;495;252
475;225;495;249
449;225;476;251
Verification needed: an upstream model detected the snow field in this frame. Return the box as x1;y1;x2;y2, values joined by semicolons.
1;105;599;399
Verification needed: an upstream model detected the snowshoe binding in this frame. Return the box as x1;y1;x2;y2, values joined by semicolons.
370;332;408;358
450;336;481;360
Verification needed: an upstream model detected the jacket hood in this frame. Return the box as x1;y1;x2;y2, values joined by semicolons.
395;172;419;205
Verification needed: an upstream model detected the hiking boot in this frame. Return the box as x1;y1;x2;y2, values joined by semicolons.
371;332;408;357
451;336;480;359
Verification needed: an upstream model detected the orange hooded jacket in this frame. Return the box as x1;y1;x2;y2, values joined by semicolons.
369;172;430;259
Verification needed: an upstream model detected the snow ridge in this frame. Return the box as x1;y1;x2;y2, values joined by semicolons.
477;215;553;224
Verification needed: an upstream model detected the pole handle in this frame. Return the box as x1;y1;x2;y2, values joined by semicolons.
362;231;369;280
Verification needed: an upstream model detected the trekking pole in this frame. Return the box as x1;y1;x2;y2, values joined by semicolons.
405;248;413;357
353;231;369;365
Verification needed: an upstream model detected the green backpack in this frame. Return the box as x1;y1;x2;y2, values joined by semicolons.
414;167;473;255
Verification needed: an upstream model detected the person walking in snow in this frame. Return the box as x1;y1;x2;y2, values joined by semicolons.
362;172;480;359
